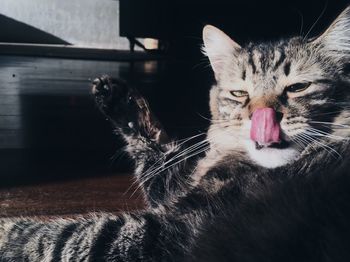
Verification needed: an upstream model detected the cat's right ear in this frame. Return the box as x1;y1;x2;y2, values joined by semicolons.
311;6;350;57
202;25;241;77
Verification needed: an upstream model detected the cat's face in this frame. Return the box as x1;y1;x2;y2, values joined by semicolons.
203;7;350;168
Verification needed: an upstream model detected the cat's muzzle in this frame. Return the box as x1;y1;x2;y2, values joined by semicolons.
255;140;290;150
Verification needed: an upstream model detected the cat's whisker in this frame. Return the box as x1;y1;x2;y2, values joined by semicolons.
130;143;211;198
305;127;349;141
137;145;211;191
296;134;327;156
294;134;318;153
309;110;347;117
139;131;224;181
209;123;244;130
197;113;213;122
308;121;350;128
209;122;249;132
296;9;304;36
171;139;210;160
138;139;212;186
167;133;207;147
141;148;206;187
191;60;211;70
138;133;208;178
290;136;306;152
303;2;327;40
298;132;342;159
110;148;125;162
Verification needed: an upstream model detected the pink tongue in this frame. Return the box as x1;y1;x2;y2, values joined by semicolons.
250;108;281;145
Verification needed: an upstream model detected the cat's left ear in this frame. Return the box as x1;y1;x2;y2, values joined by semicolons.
202;25;241;77
311;6;350;56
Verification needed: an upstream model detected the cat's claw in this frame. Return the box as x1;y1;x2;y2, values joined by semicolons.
91;76;111;96
91;75;119;108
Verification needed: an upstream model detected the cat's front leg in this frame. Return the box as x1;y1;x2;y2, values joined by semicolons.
92;76;194;206
0;212;191;261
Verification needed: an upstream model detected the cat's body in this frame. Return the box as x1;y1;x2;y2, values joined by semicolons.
192;151;350;262
2;7;350;262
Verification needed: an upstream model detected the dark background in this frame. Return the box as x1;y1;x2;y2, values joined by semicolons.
1;0;349;187
120;0;350;59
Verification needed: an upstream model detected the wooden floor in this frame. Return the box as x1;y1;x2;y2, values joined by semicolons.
0;174;145;218
0;54;210;217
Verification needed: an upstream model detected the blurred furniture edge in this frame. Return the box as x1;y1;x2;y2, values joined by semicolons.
0;43;165;61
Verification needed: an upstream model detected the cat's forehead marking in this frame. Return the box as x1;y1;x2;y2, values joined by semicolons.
273;48;287;71
239;41;297;95
247;51;257;74
246;43;289;76
283;62;291;76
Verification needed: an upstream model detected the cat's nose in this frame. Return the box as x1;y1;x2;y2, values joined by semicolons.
250;107;281;145
248;108;284;122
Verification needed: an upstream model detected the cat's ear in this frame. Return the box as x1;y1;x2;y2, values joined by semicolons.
202;25;241;76
311;6;350;55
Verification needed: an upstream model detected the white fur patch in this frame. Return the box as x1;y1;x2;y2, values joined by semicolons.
244;140;299;168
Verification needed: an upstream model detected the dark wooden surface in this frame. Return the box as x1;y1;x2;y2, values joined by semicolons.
0;174;146;218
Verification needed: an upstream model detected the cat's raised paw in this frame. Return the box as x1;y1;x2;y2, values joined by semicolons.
91;75;130;113
91;75;118;108
91;75;168;143
92;76;112;97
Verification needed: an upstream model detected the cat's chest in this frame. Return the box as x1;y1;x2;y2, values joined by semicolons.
192;150;258;192
192;149;247;186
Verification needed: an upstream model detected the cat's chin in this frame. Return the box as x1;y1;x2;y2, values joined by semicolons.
244;140;299;168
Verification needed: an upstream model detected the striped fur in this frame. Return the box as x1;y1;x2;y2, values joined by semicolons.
2;6;350;261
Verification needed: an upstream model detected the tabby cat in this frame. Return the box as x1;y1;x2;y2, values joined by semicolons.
1;6;350;262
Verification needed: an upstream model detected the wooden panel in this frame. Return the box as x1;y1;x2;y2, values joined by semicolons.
0;174;145;218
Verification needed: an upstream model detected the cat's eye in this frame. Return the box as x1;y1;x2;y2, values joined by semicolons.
230;90;249;98
285;82;311;93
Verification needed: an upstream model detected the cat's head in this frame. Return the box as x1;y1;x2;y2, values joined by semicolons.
203;7;350;168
